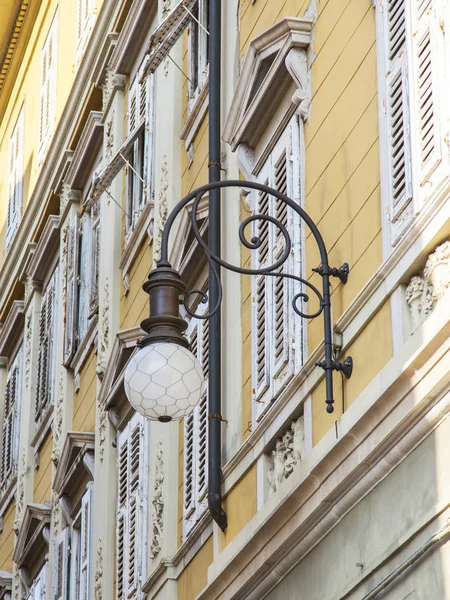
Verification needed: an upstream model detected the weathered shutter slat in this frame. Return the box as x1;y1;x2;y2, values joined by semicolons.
80;484;93;600
64;216;80;364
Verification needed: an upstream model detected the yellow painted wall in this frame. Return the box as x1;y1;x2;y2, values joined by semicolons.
73;347;97;432
120;241;153;330
33;430;53;503
0;499;15;571
177;535;213;600
312;300;393;444
220;464;257;550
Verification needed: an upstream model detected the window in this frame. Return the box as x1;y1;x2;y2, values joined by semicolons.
116;413;148;600
251;117;304;419
126;67;154;241
53;485;93;600
0;348;22;494
378;0;445;248
63;202;100;364
6;109;24;249
183;299;209;537
188;0;209;105
27;562;48;600
76;0;95;66
39;14;58;164
35;267;59;423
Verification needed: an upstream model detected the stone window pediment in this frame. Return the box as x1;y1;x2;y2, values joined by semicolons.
0;571;12;600
223;17;312;158
53;432;95;507
13;503;51;572
0;301;24;357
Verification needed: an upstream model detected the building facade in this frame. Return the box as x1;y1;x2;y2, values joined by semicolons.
0;0;450;599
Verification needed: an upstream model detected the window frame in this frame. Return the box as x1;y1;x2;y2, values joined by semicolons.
38;12;58;165
6;107;24;250
187;0;209;111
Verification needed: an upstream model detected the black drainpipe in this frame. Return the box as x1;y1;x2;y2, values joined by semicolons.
208;0;227;531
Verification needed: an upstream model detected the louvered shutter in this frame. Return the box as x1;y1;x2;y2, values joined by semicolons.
39;15;58;160
6;112;24;247
77;212;91;342
36;269;58;421
0;350;22;490
64;215;80;364
79;484;93;600
411;0;444;188
53;528;70;600
89;200;100;315
383;0;413;241
252;175;271;404
196;316;209;504
116;414;147;600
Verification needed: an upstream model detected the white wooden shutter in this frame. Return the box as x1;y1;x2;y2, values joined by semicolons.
252;177;271;404
39;15;58;159
79;484;93;600
6;110;24;248
411;0;444;188
64;215;80;364
1;351;21;489
32;563;47;600
36;268;58;421
53;528;70;600
196;317;209;504
77;212;91;342
116;414;147;600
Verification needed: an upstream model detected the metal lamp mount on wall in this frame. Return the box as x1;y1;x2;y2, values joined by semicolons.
124;0;352;532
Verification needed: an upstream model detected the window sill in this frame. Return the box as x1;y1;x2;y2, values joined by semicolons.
180;76;209;165
119;201;154;295
30;404;54;464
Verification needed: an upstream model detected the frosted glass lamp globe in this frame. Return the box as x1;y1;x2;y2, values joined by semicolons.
124;342;204;422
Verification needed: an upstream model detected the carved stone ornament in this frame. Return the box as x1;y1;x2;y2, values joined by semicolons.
24;314;32;390
268;416;305;496
102;69;125;112
13;569;21;600
162;0;171;18
96;278;110;378
51;490;61;535
105;111;115;163
13;449;27;533
94;538;103;600
51;374;64;465
98;406;107;463
405;239;450;332
149;441;164;559
24;276;33;305
61;224;69;307
285;47;310;119
153;156;169;263
60;182;71;217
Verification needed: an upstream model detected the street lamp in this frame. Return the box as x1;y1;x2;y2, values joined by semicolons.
124;179;353;422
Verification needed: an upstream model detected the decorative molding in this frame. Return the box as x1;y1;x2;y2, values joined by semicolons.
59;184;81;222
92;32;119;89
268;416;304;496
51;490;61;535
65;111;103;189
94;537;103;600
0;301;24;357
102;71;125;117
13;570;20;600
149;441;164;559
98;405;107;463
153;155;169;263
223;17;313;151
119;202;154;294
405;239;450;332
13;503;51;568
53;432;95;498
0;569;12;599
24;313;32;389
0;0;30;93
96;278;110;378
51;374;64;466
105;111;115;162
27;215;60;284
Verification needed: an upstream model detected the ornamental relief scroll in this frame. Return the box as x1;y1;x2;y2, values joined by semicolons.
405;240;450;332
268;416;305;496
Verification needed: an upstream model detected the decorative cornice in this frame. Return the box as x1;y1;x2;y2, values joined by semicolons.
109;0;157;75
0;301;24;356
223;17;313;152
13;503;51;568
53;432;95;498
51;149;74;196
92;32;119;88
0;0;30;93
65;112;103;189
26;215;60;284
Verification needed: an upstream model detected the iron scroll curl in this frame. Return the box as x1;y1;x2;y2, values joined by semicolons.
157;179;352;413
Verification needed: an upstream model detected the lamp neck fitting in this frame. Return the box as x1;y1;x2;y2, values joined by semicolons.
140;266;189;348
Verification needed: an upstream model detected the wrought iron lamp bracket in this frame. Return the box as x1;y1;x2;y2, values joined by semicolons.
142;179;353;414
